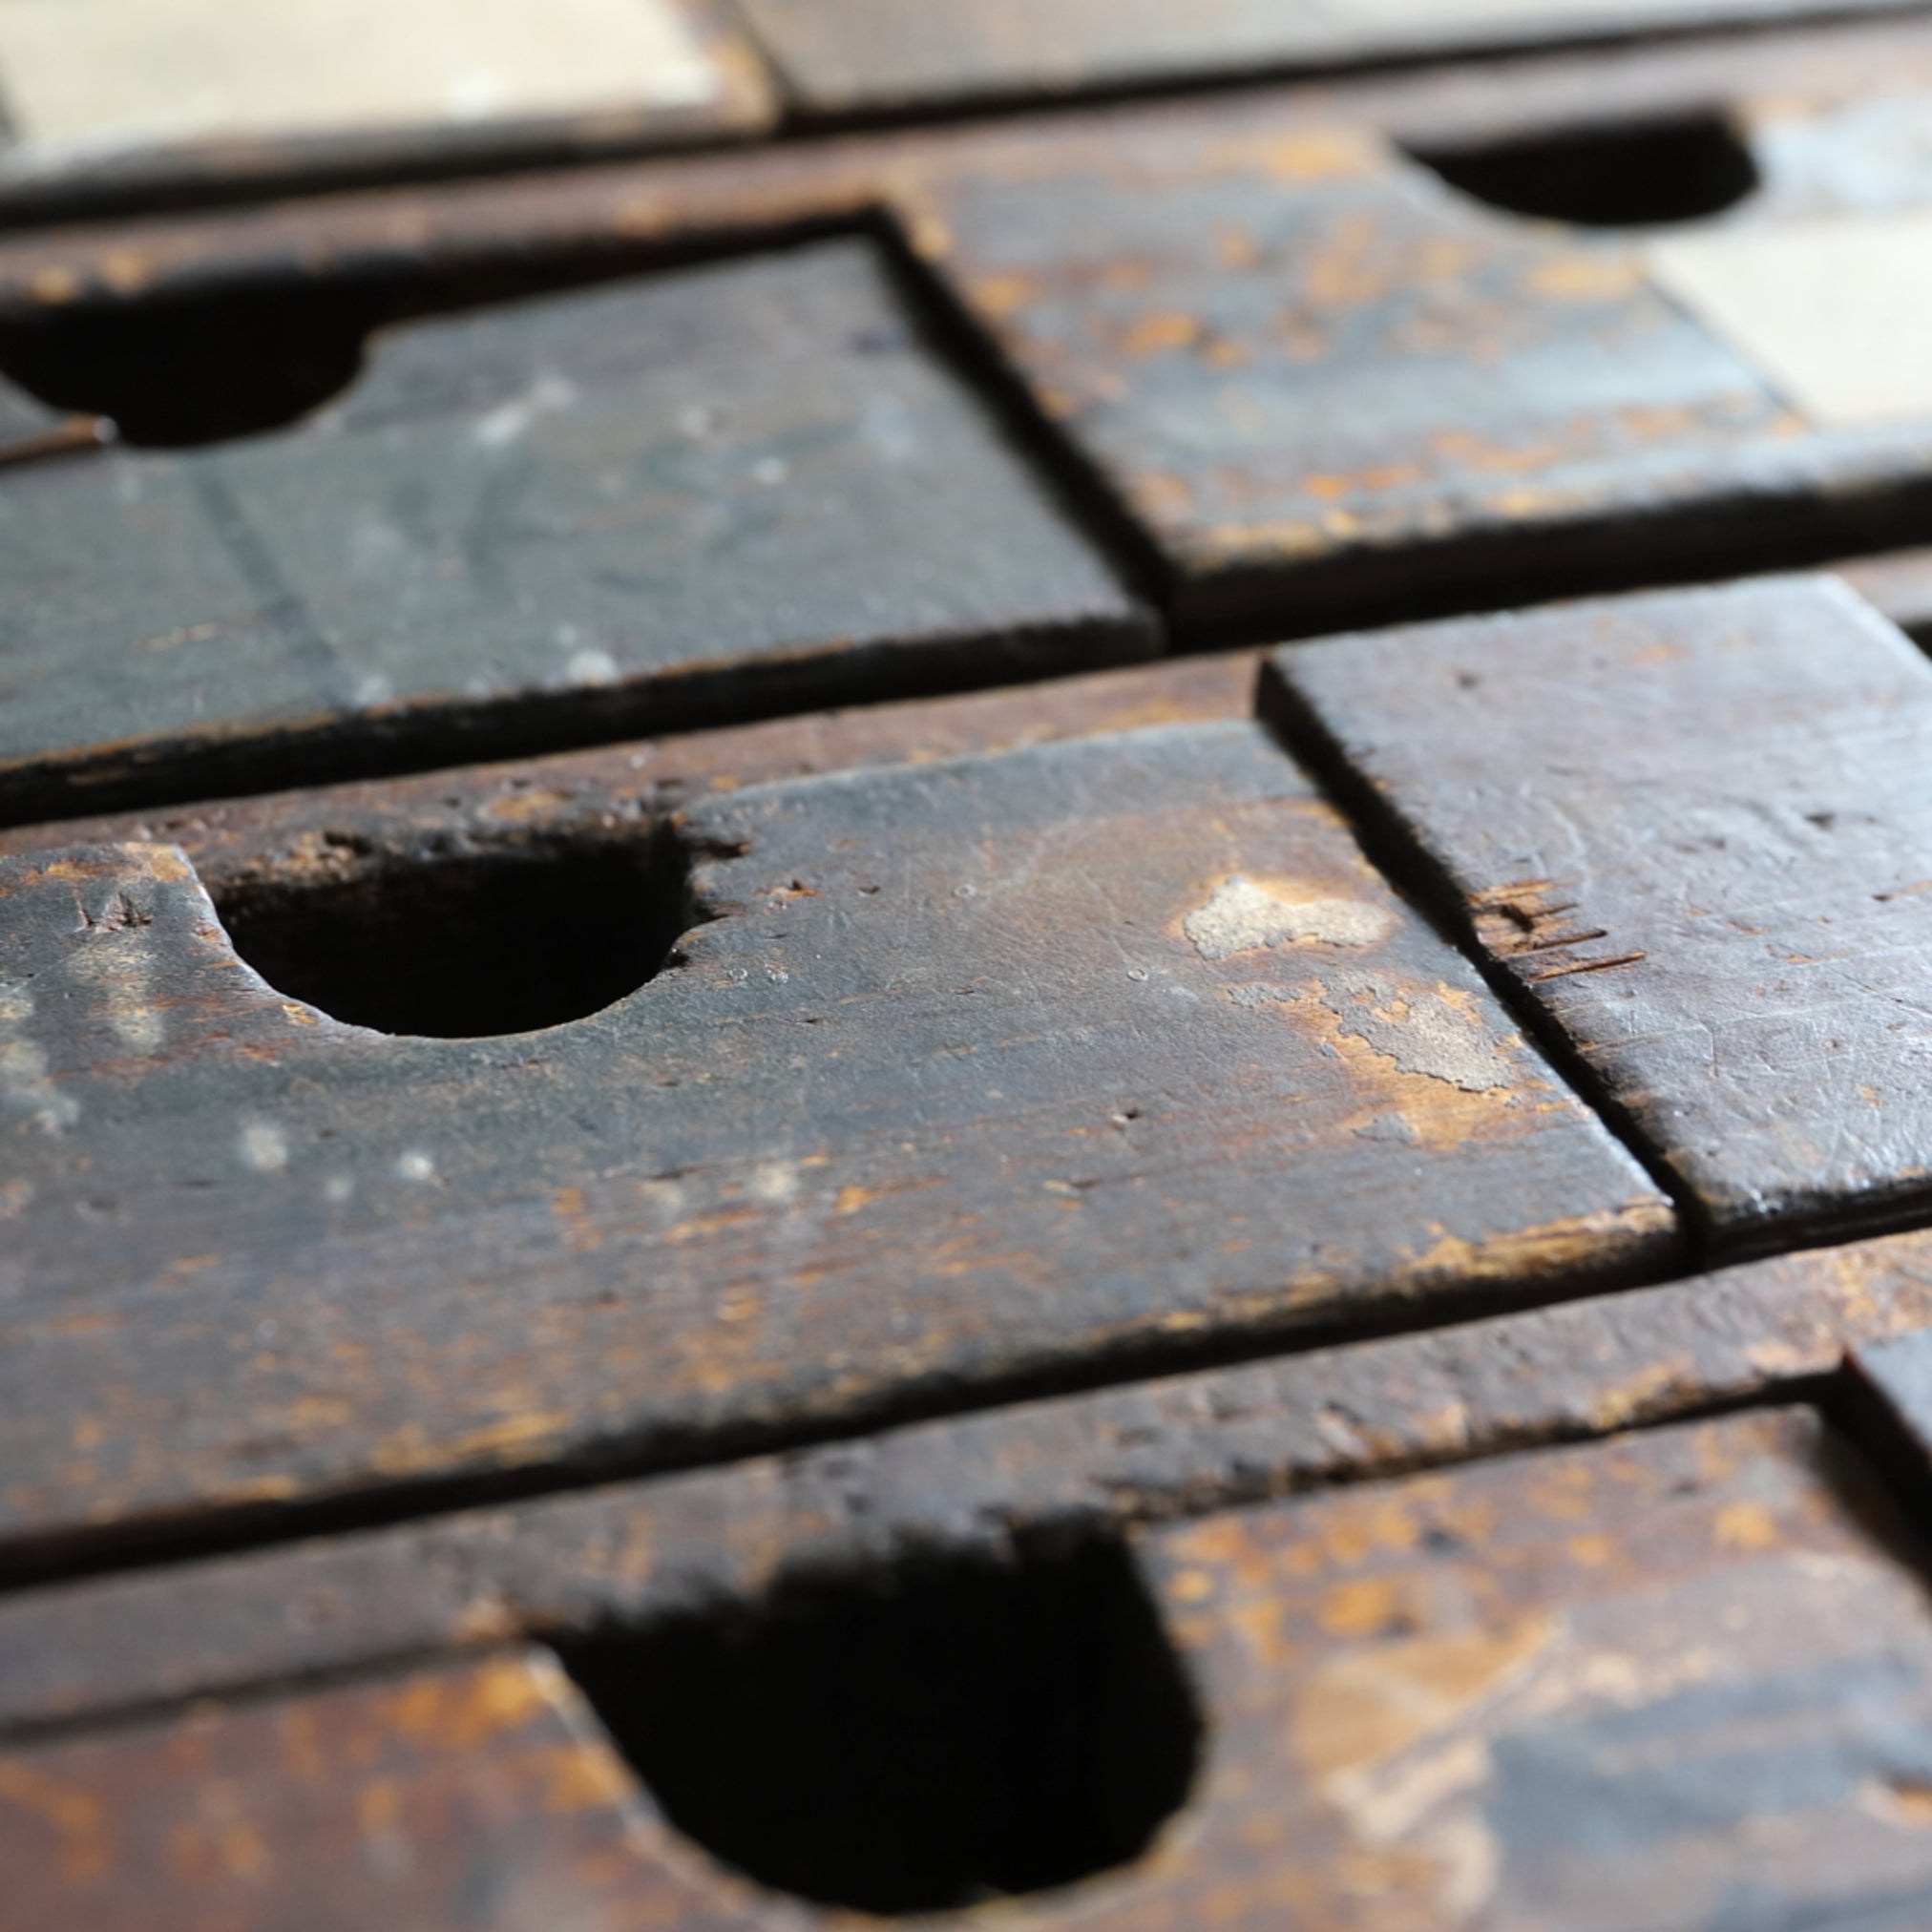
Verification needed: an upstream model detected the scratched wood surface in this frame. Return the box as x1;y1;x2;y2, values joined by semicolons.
1272;574;1932;1247
0;0;771;211
5;1221;1932;1745
733;0;1930;114
10;1412;1932;1930
0;236;1154;825
0;721;1670;1573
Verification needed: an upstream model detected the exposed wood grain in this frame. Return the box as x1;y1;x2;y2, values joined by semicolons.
6;1225;1932;1743
0;722;1670;1574
0;236;1154;823
1270;574;1932;1246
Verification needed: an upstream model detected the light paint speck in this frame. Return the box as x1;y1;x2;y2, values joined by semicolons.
238;1120;290;1172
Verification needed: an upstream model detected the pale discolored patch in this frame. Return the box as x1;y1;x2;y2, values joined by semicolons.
1649;213;1932;429
236;1118;290;1174
0;0;724;166
1184;874;1395;960
0;983;77;1136
1293;1614;1557;1792
1318;971;1517;1093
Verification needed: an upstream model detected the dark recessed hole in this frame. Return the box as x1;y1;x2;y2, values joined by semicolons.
0;283;385;448
213;829;697;1038
560;1540;1202;1916
1408;114;1759;229
0;237;834;449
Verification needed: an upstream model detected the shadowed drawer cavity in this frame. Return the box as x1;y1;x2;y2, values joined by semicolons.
0;720;1670;1568
212;827;699;1038
10;1412;1932;1929
0;236;1154;822
1269;573;1932;1247
562;1538;1200;1914
1407;113;1760;229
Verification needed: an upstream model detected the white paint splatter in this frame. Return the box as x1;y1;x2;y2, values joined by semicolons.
566;647;620;687
238;1119;290;1172
1320;972;1516;1094
472;368;578;448
747;1162;799;1205
396;1149;438;1185
1185;876;1395;960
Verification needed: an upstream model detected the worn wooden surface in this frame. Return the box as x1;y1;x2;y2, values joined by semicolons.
1125;1408;1932;1932
9;14;1932;1922
910;65;1932;628
0;236;1154;824
0;1650;724;1932
0;652;1261;893
1271;575;1932;1247
0;0;771;211
0;721;1670;1572
1;21;1927;635
4;15;1928;309
11;1412;1932;1929
734;0;1931;116
0;0;1893;221
7;1222;1932;1745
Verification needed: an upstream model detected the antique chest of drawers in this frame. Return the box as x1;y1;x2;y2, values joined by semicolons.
11;6;1932;1929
